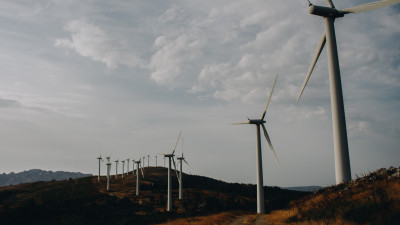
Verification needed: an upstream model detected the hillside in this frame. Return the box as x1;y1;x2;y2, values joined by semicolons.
263;166;400;225
0;167;308;225
0;169;92;187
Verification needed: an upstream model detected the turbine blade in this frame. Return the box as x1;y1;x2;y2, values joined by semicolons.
172;131;182;155
297;32;326;102
261;124;280;167
232;121;250;125
172;157;180;183
158;152;167;156
326;0;335;8
341;0;400;14
183;159;193;170
261;74;278;120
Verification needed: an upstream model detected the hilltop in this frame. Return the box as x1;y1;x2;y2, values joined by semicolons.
0;169;92;187
0;167;308;225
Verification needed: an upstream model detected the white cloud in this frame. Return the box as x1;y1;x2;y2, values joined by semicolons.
55;19;145;68
149;34;205;86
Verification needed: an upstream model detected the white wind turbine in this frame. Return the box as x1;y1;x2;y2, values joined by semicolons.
297;0;400;184
159;131;181;212
147;155;150;167
233;74;280;214
97;155;104;182
135;158;145;195
176;136;192;200
115;159;119;179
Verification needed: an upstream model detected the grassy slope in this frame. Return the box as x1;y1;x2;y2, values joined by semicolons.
266;167;400;225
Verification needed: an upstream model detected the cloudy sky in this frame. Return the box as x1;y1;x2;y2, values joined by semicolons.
0;0;399;187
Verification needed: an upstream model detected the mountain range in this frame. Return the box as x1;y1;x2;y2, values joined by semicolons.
0;169;92;187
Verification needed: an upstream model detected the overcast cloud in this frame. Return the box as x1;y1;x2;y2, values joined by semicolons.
0;0;399;187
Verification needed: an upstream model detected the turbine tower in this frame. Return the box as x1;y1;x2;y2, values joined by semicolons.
115;159;119;179
121;160;125;178
97;155;104;182
105;156;112;191
126;158;130;175
147;155;150;167
233;74;280;214
297;0;400;184
176;136;192;200
132;159;136;175
135;159;144;195
155;155;158;167
159;131;181;212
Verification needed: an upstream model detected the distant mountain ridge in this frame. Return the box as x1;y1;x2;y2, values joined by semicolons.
0;169;92;187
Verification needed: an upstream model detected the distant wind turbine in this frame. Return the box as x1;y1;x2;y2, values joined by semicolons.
297;0;400;184
147;155;150;167
97;155;104;182
155;155;158;167
233;74;280;214
159;131;181;212
135;159;145;195
176;136;192;200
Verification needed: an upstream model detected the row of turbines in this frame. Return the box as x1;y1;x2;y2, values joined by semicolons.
96;132;191;212
96;0;399;215
233;0;399;214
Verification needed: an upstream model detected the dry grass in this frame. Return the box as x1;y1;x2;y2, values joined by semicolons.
264;171;400;225
156;211;246;225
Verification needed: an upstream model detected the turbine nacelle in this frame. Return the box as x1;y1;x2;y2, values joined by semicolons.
249;119;266;125
309;5;344;18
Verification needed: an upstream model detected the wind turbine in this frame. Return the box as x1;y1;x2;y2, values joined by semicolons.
147;155;150;167
155;155;158;167
115;159;119;179
233;74;280;214
176;136;192;200
297;0;400;184
142;156;146;167
159;131;181;212
135;159;145;195
121;160;125;178
97;155;104;182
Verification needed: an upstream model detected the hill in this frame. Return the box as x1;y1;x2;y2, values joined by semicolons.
0;167;308;225
263;166;400;225
0;169;92;187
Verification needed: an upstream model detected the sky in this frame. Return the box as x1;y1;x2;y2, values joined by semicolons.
0;0;399;187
